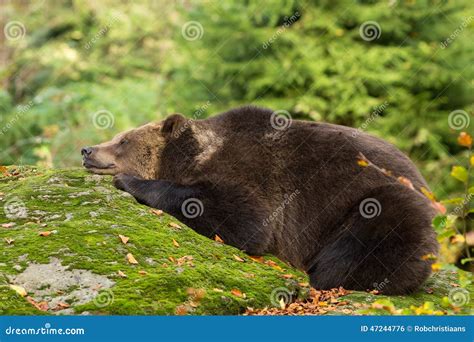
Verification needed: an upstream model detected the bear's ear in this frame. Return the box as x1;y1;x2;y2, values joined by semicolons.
161;113;186;138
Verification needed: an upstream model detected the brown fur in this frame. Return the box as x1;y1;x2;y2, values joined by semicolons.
82;105;439;294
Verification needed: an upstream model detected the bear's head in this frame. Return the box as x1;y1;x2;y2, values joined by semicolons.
81;114;190;179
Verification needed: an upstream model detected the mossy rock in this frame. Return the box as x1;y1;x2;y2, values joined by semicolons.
0;167;472;315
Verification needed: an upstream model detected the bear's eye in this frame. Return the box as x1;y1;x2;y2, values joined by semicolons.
119;139;128;146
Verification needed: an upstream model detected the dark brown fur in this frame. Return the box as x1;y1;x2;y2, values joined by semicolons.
82;106;439;294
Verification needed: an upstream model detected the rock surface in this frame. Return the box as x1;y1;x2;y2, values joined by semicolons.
0;167;472;315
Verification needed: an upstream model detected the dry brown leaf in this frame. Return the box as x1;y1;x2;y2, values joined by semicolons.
126;253;138;264
118;234;129;244
1;222;16;228
214;235;224;243
282;274;294;279
117;270;127;278
138;270;148;275
0;166;10;176
39;231;51;237
54;302;70;310
233;255;245;262
169;222;181;229
4;237;14;245
26;296;48;311
175;305;188;315
172;239;180;248
150;209;163;216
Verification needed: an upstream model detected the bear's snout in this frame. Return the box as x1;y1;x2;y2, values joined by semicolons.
81;146;93;157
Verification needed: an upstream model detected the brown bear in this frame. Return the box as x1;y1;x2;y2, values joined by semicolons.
81;105;438;294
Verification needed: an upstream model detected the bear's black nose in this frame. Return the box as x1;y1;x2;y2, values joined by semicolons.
81;147;93;157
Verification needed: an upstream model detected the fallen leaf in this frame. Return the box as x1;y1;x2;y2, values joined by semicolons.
117;270;127;278
282;274;294;279
357;159;369;167
9;284;27;297
0;166;10;176
431;263;442;272
172;239;180;247
26;296;48;311
249;256;264;263
231;288;244;298
150;209;163;216
39;231;51;237
169;222;181;229
54;302;70;310
214;235;224;243
398;176;414;190
138;270;148;275
118;234;129;244
457;132;472;148
213;288;224;293
233;254;245;262
1;222;16;228
420;187;436;202
126;253;138;264
175;305;188;315
4;237;14;245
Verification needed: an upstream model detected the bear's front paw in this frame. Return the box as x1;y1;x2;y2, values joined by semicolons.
113;173;135;191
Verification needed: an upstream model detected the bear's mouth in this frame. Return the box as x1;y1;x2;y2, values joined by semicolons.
83;161;116;171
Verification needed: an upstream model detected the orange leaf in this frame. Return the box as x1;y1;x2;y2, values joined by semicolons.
0;166;10;176
54;302;70;310
175;305;188;315
150;209;163;216
249;256;264;263
457;132;472;148
126;253;138;264
138;270;148;275
233;254;245;262
117;270;127;278
397;176;414;190
172;239;180;247
26;296;48;311
282;274;294;279
231;288;245;298
214;235;224;243
118;234;129;244
357;159;369;167
431;263;442;272
39;231;51;237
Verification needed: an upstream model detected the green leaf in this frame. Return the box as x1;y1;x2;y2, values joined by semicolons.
451;166;468;183
441;197;464;205
469;186;474;194
432;215;447;231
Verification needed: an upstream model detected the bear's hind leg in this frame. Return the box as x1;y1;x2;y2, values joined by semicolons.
308;184;438;295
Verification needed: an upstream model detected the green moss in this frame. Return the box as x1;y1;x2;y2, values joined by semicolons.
0;167;472;315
